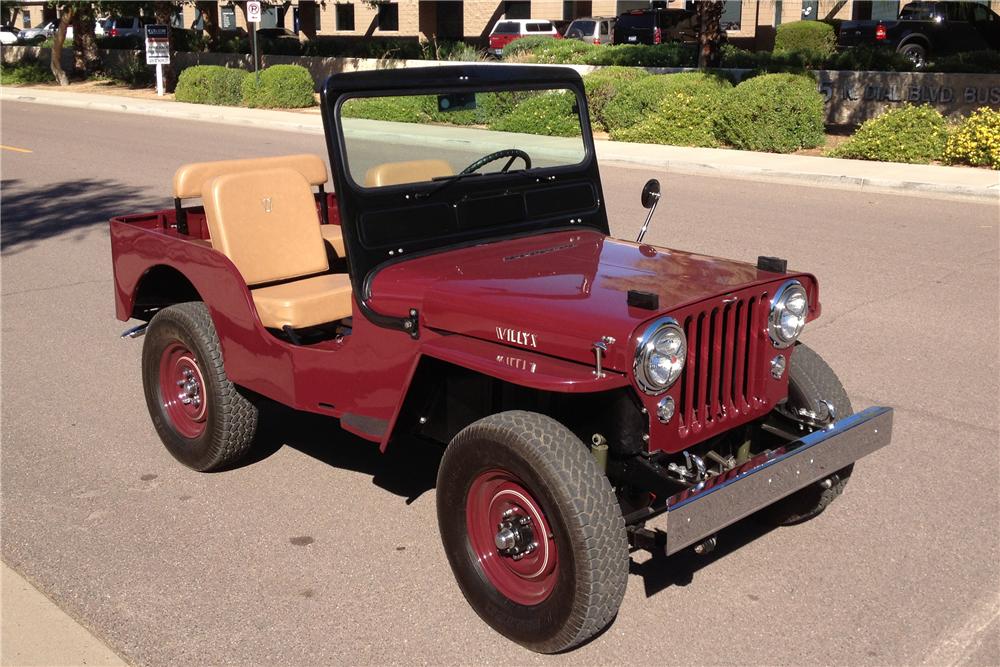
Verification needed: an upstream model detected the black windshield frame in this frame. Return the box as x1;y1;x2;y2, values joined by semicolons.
321;65;609;337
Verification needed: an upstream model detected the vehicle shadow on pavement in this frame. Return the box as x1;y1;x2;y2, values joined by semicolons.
244;401;442;505
1;178;163;255
629;518;778;597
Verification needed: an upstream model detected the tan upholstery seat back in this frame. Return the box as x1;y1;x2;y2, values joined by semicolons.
203;168;328;286
174;154;328;199
364;159;454;188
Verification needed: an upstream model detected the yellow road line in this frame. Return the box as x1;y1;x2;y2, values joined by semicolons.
0;145;33;153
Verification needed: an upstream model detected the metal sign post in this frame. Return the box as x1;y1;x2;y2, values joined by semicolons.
247;0;261;84
144;24;170;96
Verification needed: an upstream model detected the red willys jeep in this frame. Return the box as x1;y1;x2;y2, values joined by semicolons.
110;65;893;653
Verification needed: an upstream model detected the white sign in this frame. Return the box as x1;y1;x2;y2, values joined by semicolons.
247;1;262;23
144;24;170;65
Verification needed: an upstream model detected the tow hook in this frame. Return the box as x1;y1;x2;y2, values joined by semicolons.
692;535;717;555
819;472;840;490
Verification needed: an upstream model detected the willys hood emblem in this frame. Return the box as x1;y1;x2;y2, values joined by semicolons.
496;327;537;348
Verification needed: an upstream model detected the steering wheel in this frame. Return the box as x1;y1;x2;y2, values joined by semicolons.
459;149;532;175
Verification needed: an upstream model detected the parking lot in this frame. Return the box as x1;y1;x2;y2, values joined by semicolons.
1;100;997;665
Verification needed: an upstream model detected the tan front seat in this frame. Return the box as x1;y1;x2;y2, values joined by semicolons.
202;167;353;330
364;159;454;187
174;153;345;258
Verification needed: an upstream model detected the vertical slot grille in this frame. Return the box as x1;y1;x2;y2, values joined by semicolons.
678;292;766;436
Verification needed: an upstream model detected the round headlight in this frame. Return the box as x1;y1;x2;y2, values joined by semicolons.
634;317;686;395
769;280;808;348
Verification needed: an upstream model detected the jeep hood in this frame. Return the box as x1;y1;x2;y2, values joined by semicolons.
370;230;796;371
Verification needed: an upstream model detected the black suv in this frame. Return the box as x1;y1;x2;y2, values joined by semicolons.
612;7;698;45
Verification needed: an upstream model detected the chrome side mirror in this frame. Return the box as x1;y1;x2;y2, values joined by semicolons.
636;179;662;243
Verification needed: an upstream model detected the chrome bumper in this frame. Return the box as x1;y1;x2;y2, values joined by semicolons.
662;406;893;555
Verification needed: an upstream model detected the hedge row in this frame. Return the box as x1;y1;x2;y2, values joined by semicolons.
832;105;999;168
342;70;826;154
175;64;315;109
506;36;1000;73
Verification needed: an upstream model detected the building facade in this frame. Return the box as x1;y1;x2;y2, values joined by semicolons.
8;1;1000;48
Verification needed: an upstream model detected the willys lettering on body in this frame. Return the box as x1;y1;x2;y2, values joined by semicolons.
496;327;538;348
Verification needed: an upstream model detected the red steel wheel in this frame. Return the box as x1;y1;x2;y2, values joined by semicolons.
142;302;258;472
437;411;628;653
158;342;208;439
466;469;558;606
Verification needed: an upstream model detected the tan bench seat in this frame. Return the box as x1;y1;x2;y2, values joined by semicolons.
174;154;345;258
202;167;353;330
251;274;354;330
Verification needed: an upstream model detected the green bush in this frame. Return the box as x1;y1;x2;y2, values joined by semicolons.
241;64;316;109
613;74;732;147
830;104;947;164
501;35;558;58
488;91;581;137
514;38;595;63
215;31;250;54
261;36;304;56
943;107;1000;169
0;59;55;85
928;50;1000;73
584;42;696;67
825;45;914;72
583;66;650;132
774;20;836;59
716;73;825;153
303;37;423;59
175;65;249;106
172;29;210;53
603;73;732;136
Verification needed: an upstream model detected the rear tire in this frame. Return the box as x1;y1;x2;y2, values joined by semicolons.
141;302;258;472
437;411;628;653
761;343;854;526
898;42;927;68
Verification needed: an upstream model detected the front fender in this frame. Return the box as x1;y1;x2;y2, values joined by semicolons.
378;334;629;451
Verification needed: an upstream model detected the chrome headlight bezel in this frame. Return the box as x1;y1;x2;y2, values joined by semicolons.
633;317;687;395
768;280;808;349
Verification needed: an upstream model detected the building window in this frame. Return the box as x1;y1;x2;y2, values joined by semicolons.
315;5;322;31
221;6;237;30
774;0;783;25
720;0;741;30
378;2;398;31
801;0;819;20
171;9;184;28
504;0;530;19
336;3;355;30
22;13;31;28
193;8;204;30
261;5;280;28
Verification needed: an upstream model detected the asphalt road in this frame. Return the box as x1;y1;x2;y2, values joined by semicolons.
2;101;998;666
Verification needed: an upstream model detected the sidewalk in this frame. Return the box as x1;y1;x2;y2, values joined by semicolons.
1;562;127;666
2;85;997;203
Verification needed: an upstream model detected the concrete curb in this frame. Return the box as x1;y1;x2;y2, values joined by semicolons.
3;85;997;203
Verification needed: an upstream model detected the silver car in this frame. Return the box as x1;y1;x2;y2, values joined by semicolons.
18;20;72;44
563;16;616;45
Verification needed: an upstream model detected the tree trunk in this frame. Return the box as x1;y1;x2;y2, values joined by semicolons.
196;0;219;45
696;1;725;69
71;5;100;75
152;1;177;91
50;9;74;86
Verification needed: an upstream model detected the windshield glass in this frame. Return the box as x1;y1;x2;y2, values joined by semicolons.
492;21;521;34
338;86;587;189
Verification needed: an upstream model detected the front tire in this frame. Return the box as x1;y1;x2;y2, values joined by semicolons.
437;411;628;653
141;302;258;472
761;343;854;526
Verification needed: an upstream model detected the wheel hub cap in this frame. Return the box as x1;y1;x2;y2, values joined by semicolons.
467;470;558;606
159;342;208;438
